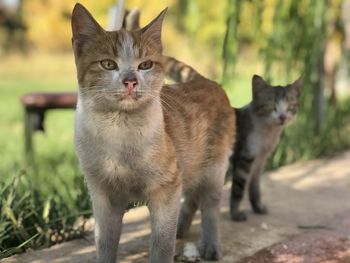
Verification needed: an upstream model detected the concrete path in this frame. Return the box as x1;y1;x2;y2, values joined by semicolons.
2;150;350;263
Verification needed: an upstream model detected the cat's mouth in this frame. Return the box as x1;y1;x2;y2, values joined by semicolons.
123;94;137;100
278;119;290;126
118;90;141;101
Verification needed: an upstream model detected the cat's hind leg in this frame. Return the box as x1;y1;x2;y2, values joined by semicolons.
177;190;199;238
198;162;227;261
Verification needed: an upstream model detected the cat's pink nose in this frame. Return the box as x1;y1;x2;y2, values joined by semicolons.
123;78;138;90
279;115;287;123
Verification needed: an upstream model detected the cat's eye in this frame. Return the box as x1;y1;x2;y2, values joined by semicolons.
270;105;277;112
138;60;153;70
100;59;118;70
288;106;296;113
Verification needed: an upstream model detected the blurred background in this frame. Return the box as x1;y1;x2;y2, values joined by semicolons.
0;0;349;258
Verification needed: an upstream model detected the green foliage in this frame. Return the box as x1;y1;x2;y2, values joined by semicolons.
223;0;350;168
0;54;91;258
222;0;241;84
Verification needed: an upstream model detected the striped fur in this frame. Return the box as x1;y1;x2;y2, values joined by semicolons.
162;56;203;83
229;75;302;221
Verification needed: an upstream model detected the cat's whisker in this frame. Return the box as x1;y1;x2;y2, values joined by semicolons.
137;91;177;112
155;97;177;112
139;91;178;112
160;93;186;109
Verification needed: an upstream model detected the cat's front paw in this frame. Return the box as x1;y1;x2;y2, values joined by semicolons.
252;203;268;214
199;241;222;261
230;210;247;221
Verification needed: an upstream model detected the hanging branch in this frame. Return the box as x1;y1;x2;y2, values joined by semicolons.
222;0;242;84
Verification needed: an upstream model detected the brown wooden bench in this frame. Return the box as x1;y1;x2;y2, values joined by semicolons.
21;92;77;158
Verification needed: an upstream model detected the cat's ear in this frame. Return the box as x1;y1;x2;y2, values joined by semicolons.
252;74;267;94
71;3;104;54
291;76;303;97
140;8;168;52
126;8;141;31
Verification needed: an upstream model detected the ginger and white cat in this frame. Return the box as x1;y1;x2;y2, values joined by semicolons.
71;4;235;263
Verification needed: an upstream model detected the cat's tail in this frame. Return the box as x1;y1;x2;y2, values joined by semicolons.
162;56;204;83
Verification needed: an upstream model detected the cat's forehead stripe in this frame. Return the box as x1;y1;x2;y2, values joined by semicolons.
121;31;136;58
277;100;288;111
111;30;140;59
273;86;287;100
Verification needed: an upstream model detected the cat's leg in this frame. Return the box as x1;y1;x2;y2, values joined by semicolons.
198;164;226;261
249;164;268;214
230;156;254;221
176;190;199;238
91;191;125;263
199;192;222;260
148;178;182;263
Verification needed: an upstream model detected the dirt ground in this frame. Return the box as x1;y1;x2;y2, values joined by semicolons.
2;150;350;263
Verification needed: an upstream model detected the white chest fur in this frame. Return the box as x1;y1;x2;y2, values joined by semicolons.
247;124;283;157
74;100;163;182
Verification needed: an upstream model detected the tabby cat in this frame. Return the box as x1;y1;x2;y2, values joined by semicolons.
71;4;235;263
230;75;302;221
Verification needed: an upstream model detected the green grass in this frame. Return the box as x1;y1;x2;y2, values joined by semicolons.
0;53;91;258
